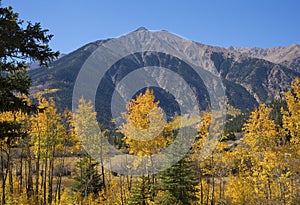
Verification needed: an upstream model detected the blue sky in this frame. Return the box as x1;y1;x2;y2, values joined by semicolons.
3;0;300;54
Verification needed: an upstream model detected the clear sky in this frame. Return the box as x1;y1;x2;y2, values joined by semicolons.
3;0;300;54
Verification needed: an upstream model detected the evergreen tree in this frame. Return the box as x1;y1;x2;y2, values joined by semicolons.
72;154;103;198
0;4;58;200
0;3;59;142
156;152;198;205
157;127;198;205
128;176;153;205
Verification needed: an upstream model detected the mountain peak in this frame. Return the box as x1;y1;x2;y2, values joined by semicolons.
135;27;148;32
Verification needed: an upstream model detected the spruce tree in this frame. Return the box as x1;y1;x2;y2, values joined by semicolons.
0;4;58;204
72;154;103;198
156;130;198;205
156;154;198;205
0;3;59;141
128;176;153;205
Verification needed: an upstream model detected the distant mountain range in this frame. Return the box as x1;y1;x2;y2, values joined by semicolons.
29;28;300;121
228;44;300;72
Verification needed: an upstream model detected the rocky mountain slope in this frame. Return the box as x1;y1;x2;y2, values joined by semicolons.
228;44;300;72
29;28;300;121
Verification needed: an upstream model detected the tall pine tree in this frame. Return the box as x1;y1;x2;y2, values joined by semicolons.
0;4;58;203
156;153;198;205
156;130;198;205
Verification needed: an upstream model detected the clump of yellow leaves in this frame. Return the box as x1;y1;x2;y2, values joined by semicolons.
120;89;171;156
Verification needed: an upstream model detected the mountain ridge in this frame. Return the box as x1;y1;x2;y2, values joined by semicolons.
228;44;300;72
29;28;300;117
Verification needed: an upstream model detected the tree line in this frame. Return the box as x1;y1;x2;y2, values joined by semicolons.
0;79;299;204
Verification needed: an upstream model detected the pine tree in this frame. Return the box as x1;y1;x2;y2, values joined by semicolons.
72;154;103;198
0;4;58;141
128;176;152;205
156;151;198;205
0;5;58;202
157;125;198;205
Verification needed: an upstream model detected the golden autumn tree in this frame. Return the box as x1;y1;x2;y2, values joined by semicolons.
192;111;231;205
225;80;300;205
30;97;66;204
281;77;300;203
237;104;287;203
282;77;300;145
72;97;106;201
243;104;278;202
192;111;211;205
242;104;278;152
0;108;30;203
119;89;171;205
120;88;170;156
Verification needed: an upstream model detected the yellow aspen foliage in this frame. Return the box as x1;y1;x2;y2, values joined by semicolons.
282;77;300;144
242;104;278;152
225;176;256;205
127;89;160;130
98;178;130;205
239;103;299;203
62;109;82;155
30;97;65;157
192;111;212;157
281;78;300;202
242;105;278;172
120;89;171;156
73;97;109;161
73;98;100;150
59;189;76;205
